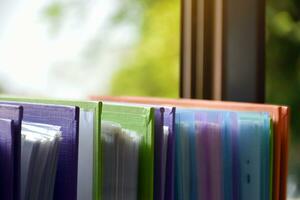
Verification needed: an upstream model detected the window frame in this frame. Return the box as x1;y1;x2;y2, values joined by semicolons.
180;0;265;103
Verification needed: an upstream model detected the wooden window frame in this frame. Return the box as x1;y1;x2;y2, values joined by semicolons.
180;0;265;103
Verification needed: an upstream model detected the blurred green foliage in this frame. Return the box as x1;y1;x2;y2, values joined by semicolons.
44;2;63;19
110;0;180;97
267;0;300;137
42;2;64;34
266;0;300;196
42;1;86;35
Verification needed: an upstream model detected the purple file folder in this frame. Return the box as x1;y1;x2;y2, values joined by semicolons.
164;108;175;200
0;102;79;200
0;104;23;200
154;108;164;200
154;107;175;200
0;119;15;199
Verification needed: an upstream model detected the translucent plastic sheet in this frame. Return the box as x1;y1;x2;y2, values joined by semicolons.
237;113;271;200
175;110;195;200
174;109;272;200
195;111;224;200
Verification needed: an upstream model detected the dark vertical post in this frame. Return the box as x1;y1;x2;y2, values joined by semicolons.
180;0;265;103
222;0;265;103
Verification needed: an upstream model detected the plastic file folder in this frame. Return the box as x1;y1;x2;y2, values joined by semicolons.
93;96;288;200
148;107;175;200
101;103;154;200
0;101;79;200
153;108;166;200
163;108;175;200
0;98;102;200
151;107;174;200
0;104;23;200
173;109;272;200
95;97;176;200
0;119;16;200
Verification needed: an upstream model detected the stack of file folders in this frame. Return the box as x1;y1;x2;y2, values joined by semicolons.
0;96;289;200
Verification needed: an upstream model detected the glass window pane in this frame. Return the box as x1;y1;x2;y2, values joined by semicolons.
0;0;180;98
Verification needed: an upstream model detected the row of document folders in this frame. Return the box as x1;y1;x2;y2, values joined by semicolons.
0;96;289;200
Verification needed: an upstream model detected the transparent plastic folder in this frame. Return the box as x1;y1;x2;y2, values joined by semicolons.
175;109;225;200
0;104;23;200
173;108;272;200
93;96;176;200
101;103;154;200
103;105;174;200
0;97;102;200
196;110;271;200
0;100;79;200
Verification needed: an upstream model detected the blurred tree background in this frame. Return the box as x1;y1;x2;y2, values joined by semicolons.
266;0;300;197
109;0;180;97
42;0;180;97
38;0;180;97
